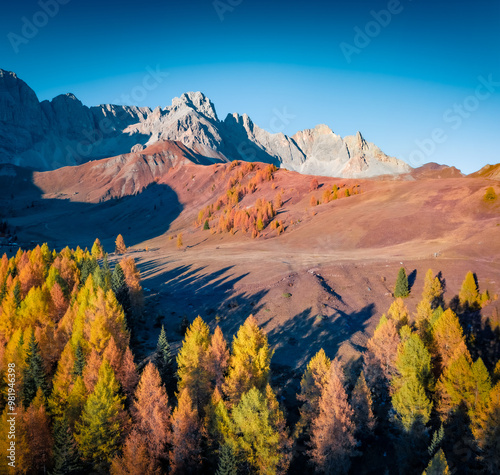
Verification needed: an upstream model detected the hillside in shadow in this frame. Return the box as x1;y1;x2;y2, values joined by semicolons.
0;165;182;252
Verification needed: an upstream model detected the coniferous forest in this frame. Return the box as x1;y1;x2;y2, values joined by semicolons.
0;243;499;474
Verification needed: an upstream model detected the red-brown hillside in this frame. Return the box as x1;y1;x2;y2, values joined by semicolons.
2;143;500;371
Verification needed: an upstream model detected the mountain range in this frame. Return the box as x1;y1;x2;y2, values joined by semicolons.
0;69;410;178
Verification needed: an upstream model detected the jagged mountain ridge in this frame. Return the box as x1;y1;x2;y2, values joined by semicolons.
0;69;410;177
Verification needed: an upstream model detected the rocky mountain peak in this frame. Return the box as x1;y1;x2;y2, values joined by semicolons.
313;124;335;135
224;112;254;132
355;130;367;149
169;91;218;121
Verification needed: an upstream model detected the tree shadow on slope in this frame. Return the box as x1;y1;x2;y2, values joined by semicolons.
0;166;182;252
268;303;376;372
267;303;376;452
408;268;417;292
134;261;268;356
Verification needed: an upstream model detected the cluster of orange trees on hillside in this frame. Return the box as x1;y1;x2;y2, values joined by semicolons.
309;180;361;207
195;162;285;238
0;243;499;474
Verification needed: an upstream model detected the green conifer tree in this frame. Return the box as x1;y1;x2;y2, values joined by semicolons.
394;267;409;298
216;443;238;475
422;448;450;475
351;371;376;438
111;263;131;318
72;341;85;377
155;325;174;391
22;329;49;406
50;417;82;475
13;280;21;307
102;255;111;291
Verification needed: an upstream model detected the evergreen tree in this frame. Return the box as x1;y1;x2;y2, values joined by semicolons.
72;341;85;377
155;324;174;388
422;449;450;475
203;220;210;231
75;360;127;473
115;234;127;254
13;279;21;307
92;265;105;290
427;424;444;458
351;371;376;439
79;258;98;288
50;417;82;475
394;266;409;298
102;255;112;291
111;264;131;319
216;443;238;475
22;329;49;406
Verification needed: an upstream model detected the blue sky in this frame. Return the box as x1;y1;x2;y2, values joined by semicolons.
1;0;499;173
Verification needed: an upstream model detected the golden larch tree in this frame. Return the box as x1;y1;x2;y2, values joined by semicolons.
207;325;230;392
115;234;127;254
296;348;331;437
224;315;273;405
309;360;358;475
169;388;202;474
176;316;212;414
